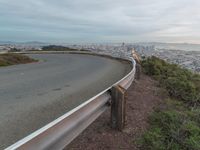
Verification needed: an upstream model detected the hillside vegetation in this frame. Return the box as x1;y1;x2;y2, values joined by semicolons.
0;53;37;67
139;56;200;150
42;45;89;52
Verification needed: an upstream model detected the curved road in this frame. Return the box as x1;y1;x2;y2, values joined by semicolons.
0;53;131;149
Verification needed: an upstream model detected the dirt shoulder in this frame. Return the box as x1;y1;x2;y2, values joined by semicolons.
66;73;166;150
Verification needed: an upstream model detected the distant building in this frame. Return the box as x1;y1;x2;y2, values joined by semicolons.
196;67;200;73
0;45;5;50
0;45;11;53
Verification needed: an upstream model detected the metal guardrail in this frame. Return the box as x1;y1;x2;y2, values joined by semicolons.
5;56;136;150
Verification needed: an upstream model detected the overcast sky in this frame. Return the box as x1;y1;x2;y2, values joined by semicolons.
0;0;200;43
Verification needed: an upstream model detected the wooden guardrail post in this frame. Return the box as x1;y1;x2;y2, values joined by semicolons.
111;85;126;130
135;63;141;80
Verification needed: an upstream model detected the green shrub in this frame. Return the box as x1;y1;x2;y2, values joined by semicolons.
142;56;200;106
182;121;200;150
139;106;200;150
139;57;200;150
139;128;166;150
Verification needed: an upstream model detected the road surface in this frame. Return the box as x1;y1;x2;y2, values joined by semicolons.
0;53;131;149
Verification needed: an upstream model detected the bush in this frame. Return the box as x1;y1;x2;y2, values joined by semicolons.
139;106;200;150
0;53;37;67
139;57;200;150
139;128;166;150
142;56;200;106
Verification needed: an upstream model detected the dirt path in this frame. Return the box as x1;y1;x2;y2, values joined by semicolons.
66;73;166;150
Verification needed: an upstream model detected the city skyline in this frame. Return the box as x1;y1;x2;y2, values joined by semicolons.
0;0;200;43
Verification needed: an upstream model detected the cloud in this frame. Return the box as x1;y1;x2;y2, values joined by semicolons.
0;0;199;43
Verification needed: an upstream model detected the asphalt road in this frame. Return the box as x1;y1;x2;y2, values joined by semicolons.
0;53;131;149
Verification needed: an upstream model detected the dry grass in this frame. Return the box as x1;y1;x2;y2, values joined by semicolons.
0;53;37;67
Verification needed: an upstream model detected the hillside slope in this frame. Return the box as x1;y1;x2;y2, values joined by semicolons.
0;53;37;67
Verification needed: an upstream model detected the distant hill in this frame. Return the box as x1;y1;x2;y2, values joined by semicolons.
0;41;16;45
22;41;48;45
42;45;89;52
0;41;48;46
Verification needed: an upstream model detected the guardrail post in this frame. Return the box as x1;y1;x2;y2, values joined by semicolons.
135;63;141;80
111;85;126;130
